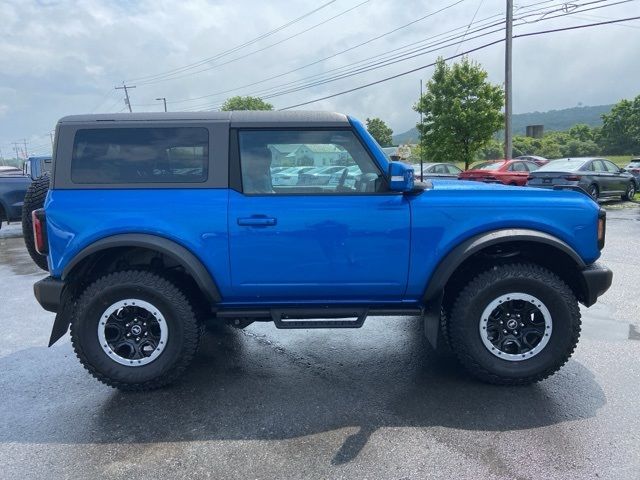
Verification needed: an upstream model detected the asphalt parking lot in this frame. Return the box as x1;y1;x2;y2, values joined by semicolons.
0;203;638;480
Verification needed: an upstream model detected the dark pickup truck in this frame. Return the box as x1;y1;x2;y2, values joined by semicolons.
0;156;51;229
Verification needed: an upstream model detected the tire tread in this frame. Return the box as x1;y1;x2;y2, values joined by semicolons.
448;262;581;385
70;270;201;391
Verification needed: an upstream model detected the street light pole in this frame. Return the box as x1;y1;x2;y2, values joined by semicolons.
504;0;514;160
156;97;167;112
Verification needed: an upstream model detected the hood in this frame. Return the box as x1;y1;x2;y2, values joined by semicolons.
429;179;515;191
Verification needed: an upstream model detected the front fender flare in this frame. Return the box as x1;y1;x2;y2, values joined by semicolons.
422;228;586;348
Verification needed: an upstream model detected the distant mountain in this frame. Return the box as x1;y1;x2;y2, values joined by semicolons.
392;104;614;145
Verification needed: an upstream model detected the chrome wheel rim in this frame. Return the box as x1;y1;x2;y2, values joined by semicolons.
97;299;168;366
479;293;552;362
628;184;635;198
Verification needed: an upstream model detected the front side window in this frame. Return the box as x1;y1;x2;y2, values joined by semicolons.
603;160;620;173
239;130;385;194
71;127;209;184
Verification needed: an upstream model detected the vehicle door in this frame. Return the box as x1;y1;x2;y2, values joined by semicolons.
602;159;626;192
508;161;529;185
227;128;411;303
591;159;613;194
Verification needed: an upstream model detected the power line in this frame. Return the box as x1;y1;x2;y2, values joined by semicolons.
278;14;640;110
127;0;338;83
177;0;618;111
455;0;486;54
186;0;619;111
135;0;372;86
147;0;564;107
159;0;470;106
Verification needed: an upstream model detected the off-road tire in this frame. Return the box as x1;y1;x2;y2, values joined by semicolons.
21;174;50;271
70;270;201;391
448;263;581;385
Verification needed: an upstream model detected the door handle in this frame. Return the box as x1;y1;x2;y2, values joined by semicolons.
237;216;277;227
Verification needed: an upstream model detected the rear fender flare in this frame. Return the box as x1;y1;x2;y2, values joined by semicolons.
62;233;222;303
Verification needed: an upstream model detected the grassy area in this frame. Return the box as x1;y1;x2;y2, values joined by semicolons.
607;155;635;168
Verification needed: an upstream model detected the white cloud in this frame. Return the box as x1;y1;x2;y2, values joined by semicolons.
1;0;639;152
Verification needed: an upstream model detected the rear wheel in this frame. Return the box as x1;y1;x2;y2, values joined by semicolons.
622;181;636;201
70;270;202;391
21;174;50;271
448;263;581;385
588;184;599;200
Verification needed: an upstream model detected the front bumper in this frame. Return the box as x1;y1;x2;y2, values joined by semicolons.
580;262;613;307
33;276;64;313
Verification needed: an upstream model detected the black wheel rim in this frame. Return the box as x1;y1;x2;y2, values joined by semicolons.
479;293;552;361
98;299;168;366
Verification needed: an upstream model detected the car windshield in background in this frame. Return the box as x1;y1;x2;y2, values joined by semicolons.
537;159;586;171
472;161;505;170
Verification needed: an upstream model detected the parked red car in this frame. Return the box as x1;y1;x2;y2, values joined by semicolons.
459;159;540;186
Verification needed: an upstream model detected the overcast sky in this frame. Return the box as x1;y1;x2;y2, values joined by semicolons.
1;0;639;157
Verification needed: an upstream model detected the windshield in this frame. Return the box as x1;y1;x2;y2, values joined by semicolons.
537;159;586;172
471;161;505;171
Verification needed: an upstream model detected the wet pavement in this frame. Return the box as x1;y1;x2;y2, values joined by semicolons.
0;204;639;480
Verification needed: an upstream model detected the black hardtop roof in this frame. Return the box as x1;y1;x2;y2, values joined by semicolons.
58;110;350;127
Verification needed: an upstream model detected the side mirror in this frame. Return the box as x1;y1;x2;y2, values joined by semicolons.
620;168;627;173
388;161;415;192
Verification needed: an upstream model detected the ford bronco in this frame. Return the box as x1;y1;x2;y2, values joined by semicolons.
32;111;612;390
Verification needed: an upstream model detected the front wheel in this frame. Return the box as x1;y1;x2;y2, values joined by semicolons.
70;270;202;391
448;263;581;385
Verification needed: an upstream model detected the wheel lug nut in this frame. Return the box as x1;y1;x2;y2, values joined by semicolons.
520;322;524;327
144;332;148;336
136;337;140;341
514;330;518;335
126;333;131;337
503;329;508;334
499;321;504;325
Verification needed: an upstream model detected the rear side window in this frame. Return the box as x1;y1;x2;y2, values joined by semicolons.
71;127;208;184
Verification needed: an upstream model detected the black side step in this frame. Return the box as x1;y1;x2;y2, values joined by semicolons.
271;308;368;329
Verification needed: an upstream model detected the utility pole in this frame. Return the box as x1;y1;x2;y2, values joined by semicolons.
49;131;54;148
504;0;513;160
22;139;29;158
11;142;21;160
156;97;167;112
419;79;424;181
115;82;136;112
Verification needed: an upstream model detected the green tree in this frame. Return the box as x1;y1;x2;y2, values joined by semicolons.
599;95;640;154
414;58;504;170
568;123;594;143
365;117;394;146
221;96;274;111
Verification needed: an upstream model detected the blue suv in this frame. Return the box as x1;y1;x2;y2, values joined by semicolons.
32;111;612;390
